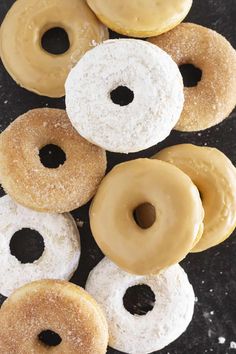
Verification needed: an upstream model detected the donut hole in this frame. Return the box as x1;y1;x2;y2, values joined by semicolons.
39;144;66;169
133;203;156;229
123;284;156;316
179;64;202;87
110;86;134;106
38;330;62;347
41;27;70;55
10;228;44;264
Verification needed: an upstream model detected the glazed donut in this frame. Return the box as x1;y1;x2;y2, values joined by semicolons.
0;280;108;354
87;0;192;38
90;158;204;274
0;0;108;97
0;108;107;213
0;195;80;297
154;144;236;252
148;23;236;132
86;258;195;354
65;39;184;153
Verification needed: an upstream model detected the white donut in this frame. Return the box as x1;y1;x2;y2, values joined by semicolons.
0;196;80;297
65;39;184;153
86;258;195;354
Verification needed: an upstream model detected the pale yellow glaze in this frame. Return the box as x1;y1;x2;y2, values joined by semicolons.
0;0;108;97
87;0;192;37
90;159;204;275
154;144;236;252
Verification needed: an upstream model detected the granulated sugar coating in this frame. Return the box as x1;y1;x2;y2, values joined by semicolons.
149;23;236;132
65;39;184;153
0;108;107;213
0;280;108;354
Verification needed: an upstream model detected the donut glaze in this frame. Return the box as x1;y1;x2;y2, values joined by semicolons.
155;144;236;252
90;159;204;274
0;0;108;97
87;0;192;38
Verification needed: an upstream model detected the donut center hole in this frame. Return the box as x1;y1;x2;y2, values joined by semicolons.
41;27;70;55
10;228;44;264
123;284;156;316
133;203;156;229
38;330;62;347
39;144;66;169
179;64;202;87
110;86;134;106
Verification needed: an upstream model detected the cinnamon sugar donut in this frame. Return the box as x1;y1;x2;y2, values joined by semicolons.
154;144;236;252
0;0;108;97
90;159;204;275
0;195;80;297
0;108;107;213
148;23;236;132
0;280;108;354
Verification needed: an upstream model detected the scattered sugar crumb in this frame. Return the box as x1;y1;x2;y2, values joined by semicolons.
218;337;226;344
210;311;214;315
195;296;198;302
4;100;8;104
76;219;84;228
201;280;205;284
209;289;213;292
230;341;236;349
197;132;202;136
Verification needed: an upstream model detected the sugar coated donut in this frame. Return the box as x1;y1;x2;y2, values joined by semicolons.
90;159;204;274
154;144;236;252
0;108;107;213
86;258;195;354
148;23;236;132
0;195;80;297
65;39;184;153
87;0;192;38
0;280;108;354
0;0;108;97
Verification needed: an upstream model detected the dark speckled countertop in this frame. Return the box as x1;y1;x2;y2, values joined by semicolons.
0;1;236;353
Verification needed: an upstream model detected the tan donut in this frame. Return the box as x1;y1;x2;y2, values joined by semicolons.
148;23;236;132
90;158;204;275
0;108;107;213
0;0;108;97
87;0;192;38
154;144;236;252
0;280;108;354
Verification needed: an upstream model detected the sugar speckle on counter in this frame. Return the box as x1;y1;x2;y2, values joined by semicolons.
218;337;226;344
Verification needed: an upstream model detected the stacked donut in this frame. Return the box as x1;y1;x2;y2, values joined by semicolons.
0;0;235;354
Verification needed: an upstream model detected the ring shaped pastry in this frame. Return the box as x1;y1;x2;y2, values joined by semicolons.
0;280;108;354
87;0;192;38
66;39;184;153
86;258;195;354
0;0;108;97
154;144;236;252
0;108;107;213
148;23;236;131
90;159;204;275
0;196;80;297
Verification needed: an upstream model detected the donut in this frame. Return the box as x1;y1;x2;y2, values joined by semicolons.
0;195;80;297
0;108;107;213
87;0;193;38
65;39;184;153
0;280;108;354
148;23;236;132
86;258;195;354
154;144;236;252
90;158;204;274
0;0;108;97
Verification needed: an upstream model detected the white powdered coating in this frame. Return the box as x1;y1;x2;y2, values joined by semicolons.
0;196;80;296
65;39;184;153
86;258;195;354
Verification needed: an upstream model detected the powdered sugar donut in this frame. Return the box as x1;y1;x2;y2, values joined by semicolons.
0;196;80;297
86;258;195;354
65;39;184;153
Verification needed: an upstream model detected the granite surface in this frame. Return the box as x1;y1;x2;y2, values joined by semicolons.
0;1;235;353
